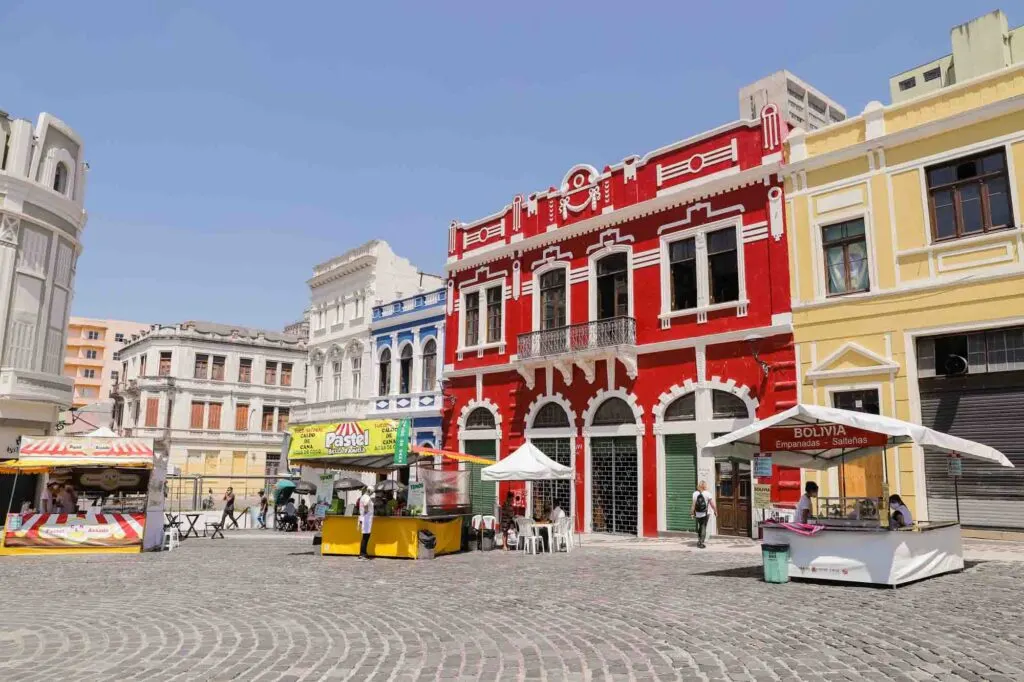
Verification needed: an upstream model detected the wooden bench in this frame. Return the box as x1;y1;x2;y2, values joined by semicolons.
204;522;225;539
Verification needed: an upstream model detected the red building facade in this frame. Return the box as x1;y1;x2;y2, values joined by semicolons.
440;105;798;538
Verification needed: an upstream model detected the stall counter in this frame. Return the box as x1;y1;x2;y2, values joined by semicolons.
762;522;963;586
321;515;463;559
1;512;146;556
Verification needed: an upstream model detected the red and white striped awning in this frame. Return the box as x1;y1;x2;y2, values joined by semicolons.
13;435;155;467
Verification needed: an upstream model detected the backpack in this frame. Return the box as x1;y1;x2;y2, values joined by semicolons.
694;492;707;514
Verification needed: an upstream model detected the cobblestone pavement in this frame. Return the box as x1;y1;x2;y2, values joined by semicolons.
1;533;1023;682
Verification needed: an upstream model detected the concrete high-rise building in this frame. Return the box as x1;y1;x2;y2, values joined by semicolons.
0;109;88;457
739;70;846;131
64;317;150;407
890;9;1023;104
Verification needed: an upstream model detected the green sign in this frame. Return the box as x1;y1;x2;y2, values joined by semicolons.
393;419;411;466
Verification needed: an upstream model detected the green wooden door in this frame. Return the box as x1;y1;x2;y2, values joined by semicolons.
664;434;697;532
464;440;496;516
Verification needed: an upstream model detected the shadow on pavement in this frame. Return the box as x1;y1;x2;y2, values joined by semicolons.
694;565;763;579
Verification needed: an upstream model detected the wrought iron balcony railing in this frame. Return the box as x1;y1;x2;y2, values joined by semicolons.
517;316;636;361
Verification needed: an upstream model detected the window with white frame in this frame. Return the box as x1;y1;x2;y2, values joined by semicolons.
378;347;391;395
351;356;362;397
399;344;413;394
460;282;504;349
421;338;437;391
332;361;343;399
660;221;745;318
314;364;323;401
596;253;629;320
539;268;567;330
822;218;869;296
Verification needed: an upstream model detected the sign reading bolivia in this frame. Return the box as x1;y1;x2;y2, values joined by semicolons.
287;420;401;460
760;424;889;452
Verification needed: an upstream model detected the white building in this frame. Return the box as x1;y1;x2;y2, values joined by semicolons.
292;240;443;425
739;70;846;130
112;321;307;503
0;109;88;457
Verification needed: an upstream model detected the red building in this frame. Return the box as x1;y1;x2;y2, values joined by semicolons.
440;105;798;538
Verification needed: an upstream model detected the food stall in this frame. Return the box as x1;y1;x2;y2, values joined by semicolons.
704;404;1013;586
0;430;163;556
286;420;491;559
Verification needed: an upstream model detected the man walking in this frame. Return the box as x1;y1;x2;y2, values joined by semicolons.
357;486;374;560
220;486;236;530
690;480;717;549
257;490;269;529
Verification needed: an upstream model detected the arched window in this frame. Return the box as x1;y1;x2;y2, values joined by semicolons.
591;397;634;426
53;162;69;195
664;393;696;421
421;338;437;392
399;344;413;394
532;402;570;429
712;390;749;419
466;407;496;430
378;348;391;396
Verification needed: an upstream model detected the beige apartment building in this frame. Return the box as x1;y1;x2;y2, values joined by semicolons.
65;317;149;408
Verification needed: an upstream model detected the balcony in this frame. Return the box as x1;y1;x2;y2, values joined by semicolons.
370;391;442;416
515;316;637;389
0;367;74;407
290;398;369;425
124;426;286;446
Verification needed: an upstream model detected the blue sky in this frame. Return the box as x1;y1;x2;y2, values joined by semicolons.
0;1;1007;330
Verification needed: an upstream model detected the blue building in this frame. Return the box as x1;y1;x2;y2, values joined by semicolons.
369;287;446;449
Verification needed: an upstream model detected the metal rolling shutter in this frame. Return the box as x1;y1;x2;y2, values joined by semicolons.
920;372;1024;529
664;434;697;532
464;440;497;516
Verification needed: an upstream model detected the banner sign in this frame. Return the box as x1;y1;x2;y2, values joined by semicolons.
948;456;963;478
393;419;411;466
316;473;335;506
753;483;772;509
760;424;888;452
18;436;154;462
407;482;426;515
287;420;401;460
753;456;773;478
4;512;145;548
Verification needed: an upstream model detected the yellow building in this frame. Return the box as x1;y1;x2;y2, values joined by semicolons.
784;60;1024;530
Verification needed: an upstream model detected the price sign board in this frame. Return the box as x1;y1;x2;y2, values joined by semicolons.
753;456;773;478
753;483;772;509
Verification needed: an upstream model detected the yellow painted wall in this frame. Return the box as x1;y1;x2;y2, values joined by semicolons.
787;67;1024;520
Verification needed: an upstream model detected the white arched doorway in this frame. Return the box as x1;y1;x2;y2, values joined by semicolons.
583;389;644;536
653;380;756;537
457;401;502;516
524;395;577;522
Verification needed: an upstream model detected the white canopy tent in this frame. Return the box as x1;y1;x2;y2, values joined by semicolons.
703;403;1013;469
481;442;573;481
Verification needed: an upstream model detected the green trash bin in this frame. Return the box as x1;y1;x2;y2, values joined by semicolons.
762;543;790;583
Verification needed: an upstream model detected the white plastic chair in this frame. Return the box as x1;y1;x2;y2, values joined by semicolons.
163;525;180;551
470;514;483;530
514;518;543;555
552;516;572;553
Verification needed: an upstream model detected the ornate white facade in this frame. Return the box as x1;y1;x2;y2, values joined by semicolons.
112;322;307;497
293;240;443;425
0;110;88;457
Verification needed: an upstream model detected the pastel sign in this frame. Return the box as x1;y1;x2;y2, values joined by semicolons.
760;424;888;452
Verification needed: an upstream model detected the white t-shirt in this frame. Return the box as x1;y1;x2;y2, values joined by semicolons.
358;493;374;534
40;488;52;513
794;494;813;523
891;503;913;527
692;490;712;518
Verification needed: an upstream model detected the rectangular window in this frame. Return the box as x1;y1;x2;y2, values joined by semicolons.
464;292;480;346
822;218;870;296
277;408;290;433
539;269;567;330
238;358;252;383
920;326;1024;376
140;354;147;376
281;363;292;387
333;361;343;399
190;401;205;429
923;67;941;82
86;330;100;340
596;253;629;319
207;402;222;430
351;357;362;397
669;237;698;311
158;351;172;377
832;389;880;415
194;354;209;379
315;365;323;401
82;368;96;378
235;404;249;431
114;332;125;343
927;149;1013;241
265;361;278;385
261;406;275;432
899;77;916;91
145;398;159;427
486;286;502;343
211;356;225;381
85;349;98;359
707;227;739;304
111;370;119;383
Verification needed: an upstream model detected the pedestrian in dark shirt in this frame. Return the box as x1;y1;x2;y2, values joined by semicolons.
220;487;236;529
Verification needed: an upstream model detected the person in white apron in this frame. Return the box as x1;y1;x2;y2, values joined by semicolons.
358;487;374;560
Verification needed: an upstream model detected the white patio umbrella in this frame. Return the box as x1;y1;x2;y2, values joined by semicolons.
703;403;1012;469
480;442;573;481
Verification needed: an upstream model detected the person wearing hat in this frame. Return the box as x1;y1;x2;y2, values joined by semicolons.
357;485;374;560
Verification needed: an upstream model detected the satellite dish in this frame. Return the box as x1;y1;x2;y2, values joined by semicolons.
944;355;968;376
